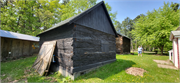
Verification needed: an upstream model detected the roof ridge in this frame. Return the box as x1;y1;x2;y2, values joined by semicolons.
37;1;117;37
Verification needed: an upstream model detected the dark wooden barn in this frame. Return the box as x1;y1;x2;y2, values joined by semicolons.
0;30;39;61
36;1;117;79
116;33;131;54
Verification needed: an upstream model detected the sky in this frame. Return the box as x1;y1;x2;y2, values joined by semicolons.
97;0;180;23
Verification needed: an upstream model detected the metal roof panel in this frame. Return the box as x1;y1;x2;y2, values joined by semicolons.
0;30;39;42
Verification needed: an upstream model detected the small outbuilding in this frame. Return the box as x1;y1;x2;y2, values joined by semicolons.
35;1;117;80
169;27;180;69
0;30;39;61
116;33;131;54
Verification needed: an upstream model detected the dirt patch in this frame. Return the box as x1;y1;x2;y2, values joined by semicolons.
12;80;19;83
153;60;173;65
21;78;28;83
125;67;147;76
157;64;178;70
2;77;13;82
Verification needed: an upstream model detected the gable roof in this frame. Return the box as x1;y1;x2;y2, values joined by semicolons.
170;31;180;41
0;30;39;42
37;1;117;37
117;33;130;39
176;26;180;31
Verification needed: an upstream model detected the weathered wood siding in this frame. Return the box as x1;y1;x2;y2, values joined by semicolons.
39;24;74;72
1;37;39;61
1;37;12;59
123;37;130;53
72;24;116;72
116;35;130;54
116;35;123;54
75;5;115;35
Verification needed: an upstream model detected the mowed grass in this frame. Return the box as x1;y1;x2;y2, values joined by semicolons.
1;56;65;82
1;53;180;82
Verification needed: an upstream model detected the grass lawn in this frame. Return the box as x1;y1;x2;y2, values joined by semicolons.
1;53;180;82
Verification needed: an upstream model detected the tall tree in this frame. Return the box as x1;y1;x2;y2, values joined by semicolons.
121;17;133;38
105;2;117;24
114;21;122;33
133;14;145;22
131;2;180;55
132;14;145;50
1;0;62;36
170;2;179;12
59;0;97;21
1;0;117;36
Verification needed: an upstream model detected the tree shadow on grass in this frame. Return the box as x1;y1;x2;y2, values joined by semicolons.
143;52;168;56
75;59;136;80
132;51;168;56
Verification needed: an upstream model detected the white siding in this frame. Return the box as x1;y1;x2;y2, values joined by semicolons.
173;39;178;68
178;38;180;68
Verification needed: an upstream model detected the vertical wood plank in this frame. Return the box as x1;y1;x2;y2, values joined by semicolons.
12;39;20;58
23;41;30;56
1;37;4;61
75;5;115;35
19;40;23;56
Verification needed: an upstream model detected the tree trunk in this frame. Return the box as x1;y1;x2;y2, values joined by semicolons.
135;40;137;50
131;40;133;52
144;45;146;52
159;45;164;55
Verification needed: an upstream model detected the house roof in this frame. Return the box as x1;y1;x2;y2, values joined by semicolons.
176;26;180;31
170;31;180;41
117;33;130;39
168;49;173;52
37;1;117;37
0;30;39;42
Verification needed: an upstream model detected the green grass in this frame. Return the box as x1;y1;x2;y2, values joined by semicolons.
1;53;180;82
1;56;65;82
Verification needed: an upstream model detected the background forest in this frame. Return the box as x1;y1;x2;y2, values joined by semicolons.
1;0;180;55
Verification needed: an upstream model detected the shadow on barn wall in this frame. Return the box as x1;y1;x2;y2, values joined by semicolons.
75;59;136;80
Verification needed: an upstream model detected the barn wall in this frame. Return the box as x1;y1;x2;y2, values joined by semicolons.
123;37;130;54
29;41;39;54
1;37;13;59
1;37;39;61
72;24;116;72
39;24;74;71
75;5;115;35
116;35;123;54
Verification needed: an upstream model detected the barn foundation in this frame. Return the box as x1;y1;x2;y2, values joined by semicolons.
58;59;116;80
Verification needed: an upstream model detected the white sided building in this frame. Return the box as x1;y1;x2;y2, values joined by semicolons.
169;27;180;68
